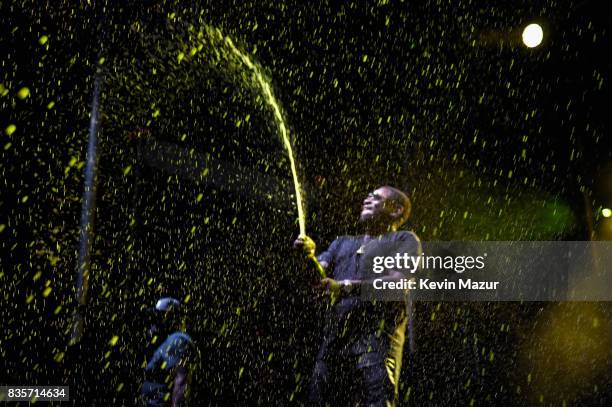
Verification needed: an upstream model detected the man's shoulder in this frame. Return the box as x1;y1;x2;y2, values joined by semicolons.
333;232;420;243
159;332;196;360
381;231;422;254
334;234;360;242
326;235;360;247
390;230;421;243
167;331;193;342
162;332;194;350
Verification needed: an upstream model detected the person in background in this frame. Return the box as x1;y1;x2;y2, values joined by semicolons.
140;297;196;407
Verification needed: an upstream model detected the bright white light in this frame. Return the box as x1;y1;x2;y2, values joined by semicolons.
602;208;612;218
522;23;544;48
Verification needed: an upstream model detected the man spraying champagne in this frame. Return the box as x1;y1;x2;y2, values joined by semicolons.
294;186;421;406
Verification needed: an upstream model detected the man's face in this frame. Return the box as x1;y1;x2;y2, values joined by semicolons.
359;187;395;223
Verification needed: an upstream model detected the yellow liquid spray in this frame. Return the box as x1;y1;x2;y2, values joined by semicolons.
217;30;306;237
212;29;327;278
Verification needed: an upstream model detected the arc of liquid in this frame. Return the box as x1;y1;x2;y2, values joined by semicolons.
221;34;306;237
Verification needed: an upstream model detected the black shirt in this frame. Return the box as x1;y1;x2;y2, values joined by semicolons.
316;231;421;348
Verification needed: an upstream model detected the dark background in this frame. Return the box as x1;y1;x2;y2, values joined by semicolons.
2;0;611;405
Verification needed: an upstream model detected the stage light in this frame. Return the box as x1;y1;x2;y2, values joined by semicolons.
602;208;612;218
522;23;543;48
